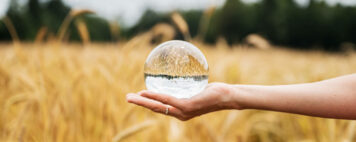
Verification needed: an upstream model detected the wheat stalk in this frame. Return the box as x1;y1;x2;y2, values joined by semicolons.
171;12;191;41
344;121;356;142
150;23;175;43
35;27;48;43
245;34;271;49
197;6;216;41
218;111;240;141
112;120;156;142
57;9;94;42
75;19;90;46
109;21;120;41
2;16;20;46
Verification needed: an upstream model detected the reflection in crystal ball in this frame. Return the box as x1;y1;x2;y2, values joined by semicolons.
144;40;209;99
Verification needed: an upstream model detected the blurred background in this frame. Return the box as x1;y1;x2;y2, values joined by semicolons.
1;0;356;142
0;0;356;50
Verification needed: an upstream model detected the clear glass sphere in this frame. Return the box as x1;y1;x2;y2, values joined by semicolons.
144;40;209;99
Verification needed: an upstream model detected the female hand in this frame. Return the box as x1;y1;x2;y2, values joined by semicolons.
127;74;356;120
126;83;241;121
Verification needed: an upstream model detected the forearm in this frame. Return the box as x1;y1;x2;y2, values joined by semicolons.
229;74;356;119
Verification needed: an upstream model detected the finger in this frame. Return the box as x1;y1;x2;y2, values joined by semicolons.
138;91;187;109
126;93;183;117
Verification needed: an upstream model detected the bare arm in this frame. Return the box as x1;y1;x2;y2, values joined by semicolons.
126;74;356;120
234;74;356;119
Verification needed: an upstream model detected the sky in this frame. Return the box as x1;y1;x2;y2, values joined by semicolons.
0;0;10;18
1;0;356;27
62;0;225;26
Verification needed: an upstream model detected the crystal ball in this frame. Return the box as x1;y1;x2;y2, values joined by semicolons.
144;40;209;99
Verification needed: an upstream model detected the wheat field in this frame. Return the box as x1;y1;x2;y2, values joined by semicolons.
0;41;356;142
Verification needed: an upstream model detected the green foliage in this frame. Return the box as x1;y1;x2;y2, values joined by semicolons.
180;10;203;37
206;0;356;50
122;10;170;38
217;0;259;43
0;0;356;50
0;0;111;42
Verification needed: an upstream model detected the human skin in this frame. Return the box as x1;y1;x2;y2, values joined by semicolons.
126;74;356;121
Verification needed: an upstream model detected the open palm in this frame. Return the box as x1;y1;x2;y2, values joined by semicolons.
126;83;240;121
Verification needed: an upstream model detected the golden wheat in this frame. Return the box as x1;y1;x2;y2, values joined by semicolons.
2;17;20;46
75;19;91;45
57;9;94;42
171;12;191;41
0;41;355;142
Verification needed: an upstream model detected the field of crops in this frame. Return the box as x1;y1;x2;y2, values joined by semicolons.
0;41;356;142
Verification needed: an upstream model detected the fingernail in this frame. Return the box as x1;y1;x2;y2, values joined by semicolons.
137;90;148;96
140;91;152;96
126;94;134;102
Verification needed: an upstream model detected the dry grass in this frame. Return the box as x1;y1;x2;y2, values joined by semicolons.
171;12;191;41
0;41;356;142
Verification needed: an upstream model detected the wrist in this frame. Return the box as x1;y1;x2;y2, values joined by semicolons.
216;83;246;110
228;84;257;110
208;83;237;110
208;83;256;110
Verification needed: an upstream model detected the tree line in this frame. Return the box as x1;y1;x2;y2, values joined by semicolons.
0;0;355;50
